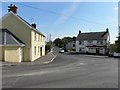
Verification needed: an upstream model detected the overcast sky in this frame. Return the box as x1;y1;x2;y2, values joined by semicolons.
1;1;119;43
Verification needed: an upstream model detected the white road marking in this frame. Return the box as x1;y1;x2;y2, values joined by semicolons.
84;55;108;58
79;63;88;65
3;69;60;78
43;55;57;64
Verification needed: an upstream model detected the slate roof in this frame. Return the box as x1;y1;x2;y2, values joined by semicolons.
76;31;108;41
0;28;25;46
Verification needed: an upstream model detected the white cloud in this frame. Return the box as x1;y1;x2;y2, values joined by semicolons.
53;1;80;26
113;6;118;11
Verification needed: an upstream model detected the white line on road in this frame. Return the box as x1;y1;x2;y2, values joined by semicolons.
79;63;88;65
43;55;57;64
3;69;60;78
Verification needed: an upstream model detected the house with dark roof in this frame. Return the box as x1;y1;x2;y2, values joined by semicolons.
75;28;110;55
0;4;45;62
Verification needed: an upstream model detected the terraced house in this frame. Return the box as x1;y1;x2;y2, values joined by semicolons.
0;4;45;62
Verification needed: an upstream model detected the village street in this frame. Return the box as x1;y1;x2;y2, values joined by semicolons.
2;47;118;88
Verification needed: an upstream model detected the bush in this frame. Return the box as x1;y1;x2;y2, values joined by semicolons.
45;43;52;54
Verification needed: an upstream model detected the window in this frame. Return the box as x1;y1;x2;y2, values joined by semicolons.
79;48;81;51
97;41;100;44
34;32;37;41
79;41;82;45
34;46;36;55
73;44;75;47
100;41;103;45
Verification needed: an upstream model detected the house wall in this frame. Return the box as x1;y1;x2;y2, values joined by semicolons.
0;46;3;61
31;30;45;61
66;42;75;50
4;46;21;62
99;48;106;55
88;48;96;53
23;47;30;62
76;41;79;52
84;41;88;46
2;13;31;62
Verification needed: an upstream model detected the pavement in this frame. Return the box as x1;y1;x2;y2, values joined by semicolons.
1;52;56;67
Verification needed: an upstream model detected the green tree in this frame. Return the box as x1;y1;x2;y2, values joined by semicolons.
53;38;61;46
45;42;52;54
109;44;116;53
53;36;76;48
115;33;120;53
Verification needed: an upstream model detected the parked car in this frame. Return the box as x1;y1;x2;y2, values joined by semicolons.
113;52;120;57
59;49;65;53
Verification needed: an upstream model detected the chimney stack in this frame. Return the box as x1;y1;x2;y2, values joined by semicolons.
79;30;81;34
8;4;18;14
31;23;36;28
106;28;109;32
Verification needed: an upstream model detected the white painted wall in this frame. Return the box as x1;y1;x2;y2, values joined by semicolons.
88;48;96;53
76;41;79;52
93;40;97;45
75;39;107;54
84;41;88;46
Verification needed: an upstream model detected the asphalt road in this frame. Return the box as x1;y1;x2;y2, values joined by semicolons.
2;47;118;88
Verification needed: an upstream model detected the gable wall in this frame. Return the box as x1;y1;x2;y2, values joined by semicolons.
2;13;31;47
2;13;31;61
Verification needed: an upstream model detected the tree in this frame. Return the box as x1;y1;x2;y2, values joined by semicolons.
72;36;76;41
53;36;76;48
53;38;61;46
115;33;120;53
45;41;52;54
61;37;71;47
109;44;116;53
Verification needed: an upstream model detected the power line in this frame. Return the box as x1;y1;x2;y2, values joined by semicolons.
16;3;116;28
2;2;117;28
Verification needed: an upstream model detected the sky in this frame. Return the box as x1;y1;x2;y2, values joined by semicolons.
1;1;119;43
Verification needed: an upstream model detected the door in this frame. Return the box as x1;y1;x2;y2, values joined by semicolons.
40;47;42;56
96;48;99;55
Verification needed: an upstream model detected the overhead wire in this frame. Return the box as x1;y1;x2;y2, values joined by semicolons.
16;3;117;28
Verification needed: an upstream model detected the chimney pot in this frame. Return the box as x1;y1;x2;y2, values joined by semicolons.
31;23;36;28
106;28;109;32
79;30;81;34
8;4;18;14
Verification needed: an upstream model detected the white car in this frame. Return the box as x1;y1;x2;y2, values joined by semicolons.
59;49;65;53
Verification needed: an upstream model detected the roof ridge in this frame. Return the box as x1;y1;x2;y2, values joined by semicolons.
81;31;106;34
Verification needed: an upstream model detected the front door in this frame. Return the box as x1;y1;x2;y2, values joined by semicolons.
40;47;42;56
96;48;99;55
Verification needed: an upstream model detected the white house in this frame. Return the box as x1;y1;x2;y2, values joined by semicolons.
66;41;76;51
75;28;110;55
